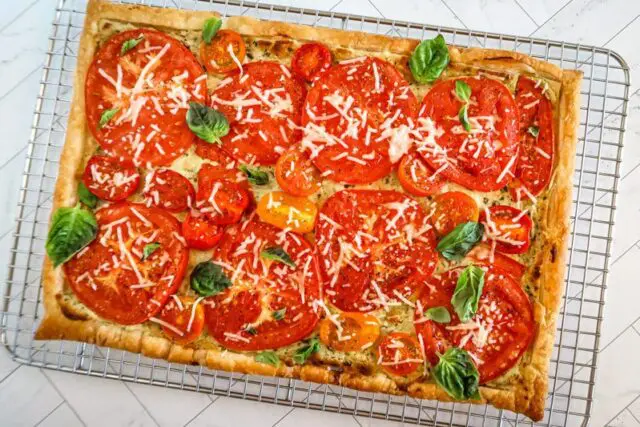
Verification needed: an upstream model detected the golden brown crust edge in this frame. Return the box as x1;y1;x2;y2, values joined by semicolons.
35;0;583;421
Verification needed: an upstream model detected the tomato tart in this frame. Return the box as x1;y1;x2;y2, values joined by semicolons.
36;0;582;422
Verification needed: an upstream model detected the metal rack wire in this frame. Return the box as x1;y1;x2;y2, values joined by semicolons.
0;0;629;425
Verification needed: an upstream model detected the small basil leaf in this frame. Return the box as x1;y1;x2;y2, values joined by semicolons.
99;108;119;129
272;308;286;321
528;126;540;137
261;246;296;268
426;306;451;324
46;205;98;267
186;102;229;144
239;165;270;185
202;17;222;44
409;34;450;84
433;347;480;400
77;182;97;209
121;36;144;55
255;351;279;366
455;80;471;103
458;104;471;132
142;242;161;260
293;337;321;364
451;265;485;322
244;325;257;335
436;222;484;261
190;261;232;297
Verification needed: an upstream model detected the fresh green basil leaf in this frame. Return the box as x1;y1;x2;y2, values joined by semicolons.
99;108;119;129
77;182;97;209
239;165;270;185
451;265;485;322
261;246;296;268
426;306;451;324
142;242;161;260
433;347;480;400
528;126;540;137
255;351;279;366
190;261;232;297
458;104;471;132
409;34;450;84
293;337;321;364
272;308;286;321
436;222;484;261
186;102;229;144
244;325;257;335
202;17;222;44
121;36;144;55
46;205;98;267
455;80;471;103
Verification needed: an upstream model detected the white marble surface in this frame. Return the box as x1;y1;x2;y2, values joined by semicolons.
0;0;639;426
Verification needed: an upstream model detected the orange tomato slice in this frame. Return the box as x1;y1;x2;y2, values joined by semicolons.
256;191;317;233
319;312;381;352
275;149;322;197
432;191;479;236
397;152;444;197
201;29;246;74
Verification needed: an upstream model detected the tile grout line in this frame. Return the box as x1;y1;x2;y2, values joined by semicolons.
351;414;364;426
511;0;538;27
270;407;296;427
437;0;471;29
0;361;22;385
122;382;161;427
0;62;43;103
183;396;220;426
33;400;65;427
527;0;575;37
40;368;87;426
366;0;385;19
606;393;640;425
629;407;640;424
0;0;42;34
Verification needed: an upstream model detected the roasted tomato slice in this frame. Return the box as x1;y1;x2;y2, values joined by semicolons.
431;191;479;236
319;312;380;352
397;152;445;197
143;169;195;212
201;29;246;74
480;205;532;254
82;155;140;202
158;296;205;344
195;163;251;225
377;332;423;376
291;42;332;82
182;212;224;250
467;244;526;281
275;149;322;197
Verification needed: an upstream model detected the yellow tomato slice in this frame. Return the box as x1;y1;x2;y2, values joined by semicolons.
256;191;317;233
319;312;381;352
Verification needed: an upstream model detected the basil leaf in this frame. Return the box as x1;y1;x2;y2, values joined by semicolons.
436;222;484;261
121;36;144;55
244;325;257;335
433;347;480;401
458;104;471;132
202;17;222;44
528;126;540;137
409;34;450;84
142;242;160;260
451;265;485;322
77;182;97;209
255;351;279;366
455;80;471;103
46;204;98;267
239;165;269;185
99;108;119;129
293;337;321;364
190;261;232;297
261;246;296;268
426;306;451;324
272;308;287;321
186;102;229;144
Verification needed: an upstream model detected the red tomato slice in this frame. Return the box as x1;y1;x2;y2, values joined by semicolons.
510;76;555;199
158;296;205;344
467;244;525;281
301;57;418;184
85;29;207;167
182;212;224;250
415;268;534;383
316;190;437;312
82;155;140;201
480;205;532;254
416;77;519;192
203;220;321;351
63;203;189;324
143;169;195;212
200;30;246;74
195;164;251;225
397;152;444;197
291;42;332;82
377;332;423;376
211;61;307;165
274;149;322;196
431;191;479;236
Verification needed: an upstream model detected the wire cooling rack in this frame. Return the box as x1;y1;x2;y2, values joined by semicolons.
0;0;630;425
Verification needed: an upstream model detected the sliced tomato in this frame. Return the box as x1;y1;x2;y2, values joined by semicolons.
291;42;332;82
159;296;205;344
397;152;444;197
182;212;224;250
480;205;532;254
211;61;306;165
415;268;534;383
85;29;207;166
377;332;423;376
256;191;317;233
275;149;322;196
416;77;519;192
319;312;380;352
467;244;525;281
201;30;246;74
143;169;195;212
510;76;554;199
316;190;437;312
63;203;189;325
431;191;479;236
195;164;251;224
204;220;321;350
302;57;418;184
82;155;140;201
